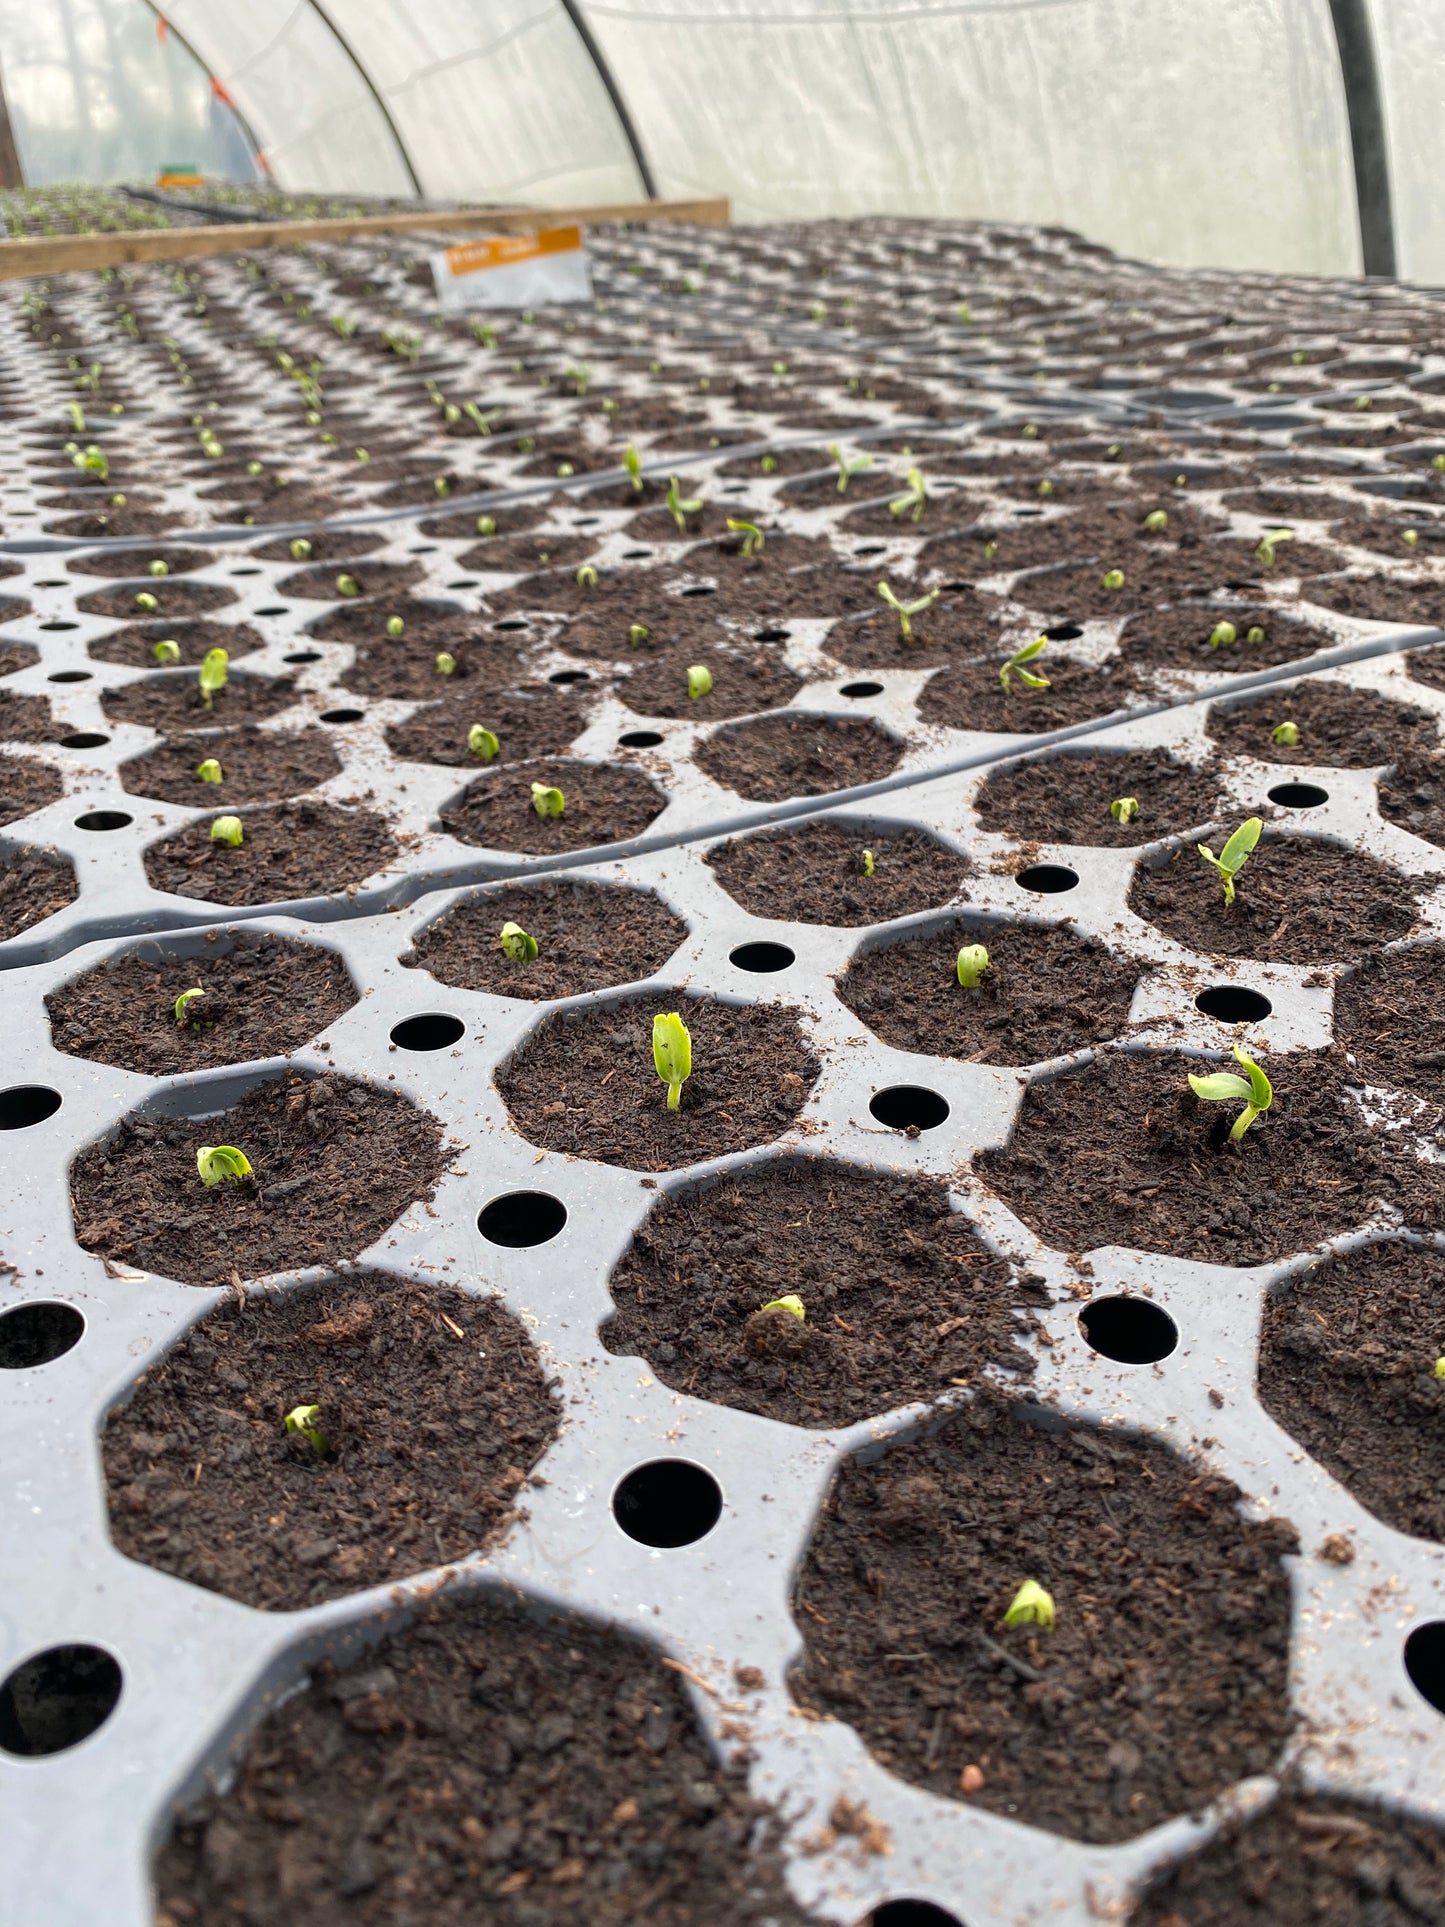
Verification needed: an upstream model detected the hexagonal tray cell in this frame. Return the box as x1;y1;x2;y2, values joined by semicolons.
616;643;803;720
789;1391;1297;1843
118;726;341;806
1205;680;1439;768
250;528;386;564
498;990;819;1171
0;839;77;942
276;558;427;601
438;757;667;854
71;1069;450;1287
104;1272;560;1609
101;671;300;733
839;917;1139;1066
75;579;238;620
708;819;969;926
1378;749;1445;849
1129;830;1425;965
86;618;264;670
409;877;686;999
153;1588;821;1926
325;602;529;700
66;544;216;578
0;691;65;745
695;713;902;802
1130;1795;1445;1924
1302;572;1445;629
917;653;1146;735
456;528;599;572
384;680;593;768
144;799;398;906
0;639;37;677
975;747;1227;848
1259;1238;1445;1544
1118;603;1334;674
0;751;63;827
820;585;1005;672
979;1048;1441;1263
46;929;358;1074
1335;943;1445;1104
602;1160;1047;1426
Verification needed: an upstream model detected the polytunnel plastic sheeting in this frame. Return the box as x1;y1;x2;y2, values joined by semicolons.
1366;0;1445;287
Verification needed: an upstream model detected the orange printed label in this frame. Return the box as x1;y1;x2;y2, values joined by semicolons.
442;226;583;278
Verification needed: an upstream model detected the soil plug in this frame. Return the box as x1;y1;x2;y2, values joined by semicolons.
134;590;159;613
889;467;927;523
1209;621;1238;650
196;1143;252;1187
283;1403;330;1455
1255;528;1294;567
500;921;538;963
629;624;650;647
829;443;873;493
210;814;244;847
1003;1580;1055;1631
289;537;312;561
687;664;713;701
652;1010;692;1111
860;848;875;877
727;518;765;558
386;615;405;639
666;475;703;532
999;635;1050;693
195;758;223;784
1188;1041;1273;1142
1271;721;1300;747
877;580;940;644
1102;568;1126;590
1110;797;1140;824
468;725;500;763
152;639;181;665
1197;816;1261;907
435;652;458;676
1143;510;1168;532
530;782;566;818
956;943;990;989
173;987;205;1026
744;1294;809;1357
198;647;228;710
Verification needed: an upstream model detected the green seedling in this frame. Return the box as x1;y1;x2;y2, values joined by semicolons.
435;652;458;676
983;539;999;562
65;399;85;433
1110;796;1140;824
666;474;703;532
624;443;644;493
195;758;223;784
889;467;927;522
957;302;972;323
1246;625;1266;645
860;847;875;877
173;986;204;1025
499;920;538;963
434;477;450;498
1353;394;1372;411
829;443;873;493
761;1294;805;1320
566;363;590;396
1255;528;1294;566
147;558;169;580
1434;1358;1445;1379
727;518;765;558
284;1403;330;1455
628;623;651;647
1197;815;1262;907
1272;720;1300;747
1188;1041;1273;1142
152;638;181;665
760;454;778;474
1003;1580;1055;1631
468;724;500;762
999;635;1050;692
210;814;244;847
336;573;361;597
462;402;498;436
1102;568;1126;590
1209;621;1238;649
198;647;228;709
531;782;565;818
353;448;370;464
246;460;264;477
1403;528;1420;547
1433;455;1445;473
877;579;940;644
956;943;990;989
476;515;497;536
1037;478;1055;498
576;564;599;589
197;1143;251;1186
70;441;109;480
1143;509;1168;532
652;1010;692;1111
134;591;159;613
386;615;405;639
289;537;312;561
687;664;713;700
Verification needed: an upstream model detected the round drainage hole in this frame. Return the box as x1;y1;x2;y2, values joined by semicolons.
549;668;589;685
229;566;262;577
0;1301;83;1369
730;940;795;972
681;584;716;598
0;1645;122;1756
38;620;79;632
753;625;790;643
852;544;887;557
841;680;884;698
74;810;132;832
622;548;653;560
869;1905;966;1927
619;729;664;748
613;1460;723;1548
254;605;289;617
1196;984;1273;1023
390;1012;464;1051
1016;863;1079;894
1043;623;1083;640
446;578;479;590
60;732;108;749
1079;1295;1178;1365
0;1085;62;1129
47;670;92;684
495;618;529;632
1405;1622;1445;1714
1268;781;1329;809
478;1190;567;1248
870;1085;950;1131
283;649;322;664
319;707;364;724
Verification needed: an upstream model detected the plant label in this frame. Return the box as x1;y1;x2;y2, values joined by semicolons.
430;226;593;311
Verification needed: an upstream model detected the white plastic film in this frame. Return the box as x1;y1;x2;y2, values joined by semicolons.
1364;0;1445;286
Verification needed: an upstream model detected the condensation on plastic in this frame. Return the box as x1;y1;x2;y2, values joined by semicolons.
1364;0;1445;286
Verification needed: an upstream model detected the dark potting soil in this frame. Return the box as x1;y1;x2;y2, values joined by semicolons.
604;1163;1045;1425
420;500;555;540
66;544;215;578
1129;833;1422;965
152;1589;822;1927
1223;486;1356;519
1009;545;1253;621
790;1389;1297;1844
47;929;358;1075
278;560;428;603
978;1047;1443;1262
0;843;76;941
698;531;834;579
102;673;299;732
251;529;385;563
0;691;64;744
144;800;399;905
622;501;762;544
1405;641;1445;696
1302;573;1445;628
617;644;802;720
694;714;901;801
409;878;687;1000
339;620;528;702
71;1070;450;1287
438;758;666;853
1118;603;1334;674
708;821;969;926
44;508;178;539
104;1275;559;1610
0;640;36;677
384;683;591;768
1205;680;1438;768
457;531;599;573
840;919;1139;1066
921;502;1225;576
76;579;238;620
119;725;340;806
701;565;885;626
976;748;1226;848
917;654;1146;735
0;751;62;826
1329;515;1445;560
1258;1238;1445;1545
1378;749;1445;849
498;994;819;1171
1129;1793;1445;1927
1334;943;1445;1104
819;585;1004;672
86;618;263;670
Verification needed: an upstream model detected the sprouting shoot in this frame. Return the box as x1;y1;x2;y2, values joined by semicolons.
1003;1580;1055;1631
666;475;703;532
877;579;940;644
687;664;713;701
1197;816;1262;907
956;943;990;989
1110;797;1140;824
999;635;1050;693
195;758;223;784
197;1143;252;1186
499;920;538;962
468;725;500;762
652;1010;692;1111
727;518;765;558
530;782;565;818
210;814;244;847
1188;1042;1273;1142
198;647;228;710
284;1404;330;1455
889;467;927;523
830;443;873;493
174;986;205;1026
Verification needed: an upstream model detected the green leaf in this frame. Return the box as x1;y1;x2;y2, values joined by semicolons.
1187;1071;1253;1102
499;921;538;963
652;1010;692;1110
468;725;500;763
530;783;566;818
687;664;713;701
1219;816;1262;874
197;1143;251;1186
173;986;205;1025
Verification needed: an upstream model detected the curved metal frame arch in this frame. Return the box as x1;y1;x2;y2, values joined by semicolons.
1325;0;1396;278
557;0;657;201
135;0;268;176
303;0;423;199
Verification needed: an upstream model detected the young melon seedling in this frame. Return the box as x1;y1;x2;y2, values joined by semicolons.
1102;568;1126;590
628;623;650;647
1255;528;1294;567
468;724;500;762
761;1294;805;1320
197;1143;252;1186
336;573;361;597
727;518;764;558
999;635;1050;693
1403;528;1419;548
1003;1580;1055;1631
173;986;204;1026
148;558;169;578
860;847;875;877
889;467;927;523
284;1403;330;1455
652;1010;692;1111
1110;796;1140;824
476;514;497;536
1434;1358;1445;1379
1188;1041;1273;1142
576;564;599;589
499;920;538;962
760;454;778;475
135;590;159;613
386;615;405;639
195;758;223;784
435;652;458;676
198;647;228;709
877;579;940;644
210;814;244;847
152;638;181;665
687;664;713;701
1197;816;1261;907
530;782;565;818
1272;721;1299;747
956;943;990;989
1037;478;1055;498
1246;625;1266;645
829;443;872;493
289;537;312;562
1143;509;1168;532
623;443;644;493
666;475;703;533
1208;621;1238;649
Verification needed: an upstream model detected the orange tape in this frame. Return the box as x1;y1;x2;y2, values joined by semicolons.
442;226;583;277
